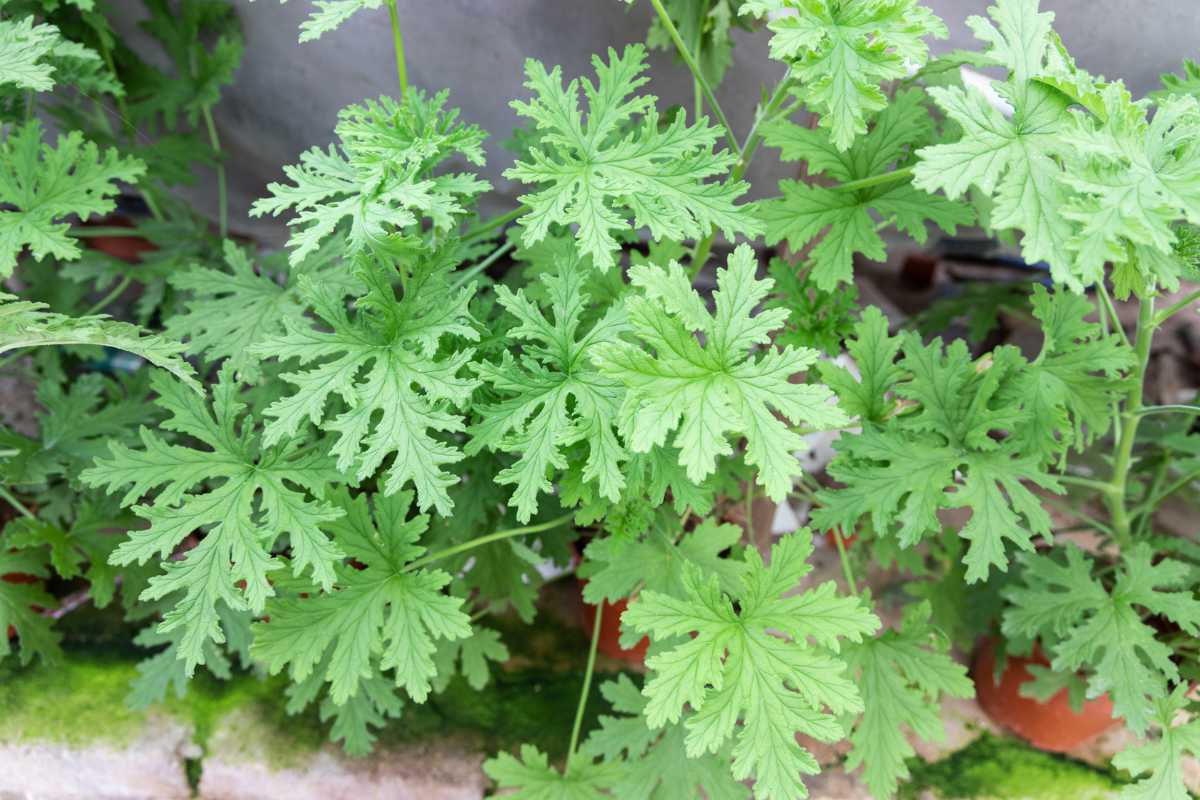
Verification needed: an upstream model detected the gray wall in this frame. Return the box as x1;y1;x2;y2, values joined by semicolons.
110;1;1199;243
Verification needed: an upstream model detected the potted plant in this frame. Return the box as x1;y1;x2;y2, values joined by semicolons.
2;0;1198;797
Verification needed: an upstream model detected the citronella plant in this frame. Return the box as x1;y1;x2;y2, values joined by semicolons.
1;0;1198;797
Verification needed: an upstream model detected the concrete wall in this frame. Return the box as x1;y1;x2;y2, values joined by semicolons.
109;1;1199;242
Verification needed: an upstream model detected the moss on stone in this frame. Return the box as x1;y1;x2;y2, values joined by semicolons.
901;733;1125;799
0;652;150;747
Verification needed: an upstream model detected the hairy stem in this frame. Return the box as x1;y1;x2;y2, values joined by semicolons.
566;604;603;772
403;512;573;572
387;0;409;97
462;206;526;243
831;526;859;596
68;227;147;238
646;0;740;158
1154;289;1200;326
201;106;228;240
451;240;515;290
688;76;794;278
832;165;914;194
1106;295;1156;552
83;275;132;317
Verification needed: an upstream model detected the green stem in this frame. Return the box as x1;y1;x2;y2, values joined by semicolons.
831;526;859;596
0;486;35;519
387;0;409;97
1106;295;1156;552
688;77;794;278
1096;282;1132;350
1057;474;1118;496
83;275;132;317
565;603;603;772
1134;404;1200;417
1039;493;1115;538
68;227;147;238
832;165;914;194
403;512;573;572
646;0;740;157
201;106;228;240
1153;289;1200;326
1131;466;1200;518
462;206;526;243
451;240;514;290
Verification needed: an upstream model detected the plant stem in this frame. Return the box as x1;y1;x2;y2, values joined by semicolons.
1131;466;1200;518
1096;282;1132;350
463;206;526;243
0;486;35;519
646;0;740;158
1153;289;1200;326
687;76;794;278
83;275;132;317
201;106;228;240
565;603;603;772
1057;474;1118;495
387;0;409;96
1106;294;1156;552
68;227;147;238
1038;493;1115;537
1135;404;1200;417
403;512;573;572
831;526;859;596
832;166;914;193
451;240;515;289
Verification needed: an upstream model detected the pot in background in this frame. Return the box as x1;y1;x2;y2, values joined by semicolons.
577;581;648;665
972;637;1119;752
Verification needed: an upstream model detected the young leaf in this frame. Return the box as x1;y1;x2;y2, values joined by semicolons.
0;292;199;393
913;0;1081;288
1114;686;1200;800
582;675;750;800
484;744;621;799
252;250;480;515
624;531;879;800
82;368;345;673
843;601;974;799
0;14;71;92
759;89;972;288
592;244;848;501
818;305;903;425
164;239;359;382
0;121;145;274
467;265;629;522
252;489;472;705
740;0;947;150
505;44;760;272
1003;544;1200;734
252;90;488;264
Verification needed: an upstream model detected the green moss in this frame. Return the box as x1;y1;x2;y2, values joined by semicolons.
0;653;149;747
901;734;1125;799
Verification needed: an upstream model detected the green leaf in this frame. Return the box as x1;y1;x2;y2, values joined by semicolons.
0;14;72;92
759;89;972;288
505;44;759;272
251;90;488;264
814;336;1063;581
1058;86;1200;292
624;531;879;800
582;675;750;800
484;744;621;799
252;488;472;705
0;292;199;393
81;368;345;673
741;0;947;150
765;257;859;354
0;549;60;665
592;244;848;501
467;265;629;522
286;0;387;43
165;239;359;382
1114;687;1200;800
0;121;145;274
1153;59;1200;102
913;0;1082;287
432;625;509;692
818;305;902;424
252;250;480;515
1003;544;1200;734
579;516;746;605
844;601;974;799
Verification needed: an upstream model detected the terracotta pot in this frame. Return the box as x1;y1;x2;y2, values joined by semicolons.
972;637;1119;752
578;580;648;665
83;215;156;263
823;529;858;550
